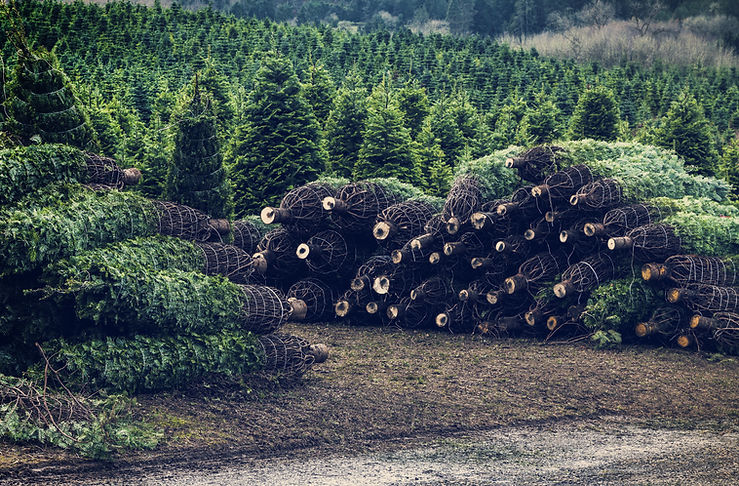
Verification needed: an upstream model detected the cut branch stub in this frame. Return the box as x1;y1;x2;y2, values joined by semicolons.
373;221;396;241
261;206;290;225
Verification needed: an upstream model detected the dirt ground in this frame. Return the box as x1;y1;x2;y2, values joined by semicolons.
1;322;738;484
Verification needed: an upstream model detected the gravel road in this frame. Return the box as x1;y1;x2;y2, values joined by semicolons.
16;417;736;486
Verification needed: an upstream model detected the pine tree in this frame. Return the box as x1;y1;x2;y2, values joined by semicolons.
228;54;325;214
719;139;739;200
5;45;95;149
166;83;232;219
655;92;719;176
325;72;368;178
569;85;620;141
354;77;418;185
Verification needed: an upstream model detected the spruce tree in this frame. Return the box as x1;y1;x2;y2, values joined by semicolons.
568;85;620;141
325;73;368;178
228;54;324;214
655;92;719;176
167;83;232;219
354;77;418;185
5;45;95;149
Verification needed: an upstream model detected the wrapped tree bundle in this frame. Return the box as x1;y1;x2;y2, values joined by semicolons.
496;185;543;220
73;269;293;335
505;145;564;182
642;255;738;287
691;312;739;355
443;231;494;259
667;284;739;314
349;255;393;293
371;265;424;297
296;229;364;276
386;297;435;329
231;217;270;254
252;228;304;281
531;140;730;201
469;199;513;236
525;289;574;328
559;218;604;256
453;146;522;204
581;279;662;340
151;200;229;241
334;287;373;319
569;178;623;211
287;278;337;322
504;250;570;295
459;273;502;304
45;236;256;290
435;302;480;333
409;214;448;251
478;312;527;337
442;176;484;234
410;276;457;304
0;145;141;207
373;199;442;249
391;239;435;266
609;212;738;259
322;180;401;233
635;306;688;340
583;203;661;238
531;165;593;201
41;331;323;393
495;235;531;260
261;183;337;235
554;252;623;298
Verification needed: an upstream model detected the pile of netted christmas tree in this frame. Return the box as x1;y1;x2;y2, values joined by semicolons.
250;139;738;355
0;143;329;395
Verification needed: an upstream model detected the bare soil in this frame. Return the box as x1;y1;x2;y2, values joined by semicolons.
1;322;738;484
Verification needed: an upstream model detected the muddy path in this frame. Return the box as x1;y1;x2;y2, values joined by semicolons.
1;323;738;484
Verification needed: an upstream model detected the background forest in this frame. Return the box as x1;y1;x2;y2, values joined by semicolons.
1;0;738;215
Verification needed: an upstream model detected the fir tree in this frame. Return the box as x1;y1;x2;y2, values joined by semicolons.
568;85;620;141
325;73;367;178
302;62;336;126
719;139;739;199
5;45;95;149
414;119;451;198
167;83;232;219
228;54;324;214
655;92;719;176
396;80;430;140
354;77;418;185
518;94;561;144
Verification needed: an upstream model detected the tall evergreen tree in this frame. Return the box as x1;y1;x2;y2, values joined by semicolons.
655;92;719;176
414;119;451;198
325;72;368;178
228;54;324;214
518;94;561;144
167;82;232;219
719;139;739;199
354;77;418;185
302;62;336;126
568;85;620;141
396;80;430;140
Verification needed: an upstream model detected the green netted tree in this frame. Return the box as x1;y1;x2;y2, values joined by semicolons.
228;54;324;214
325;72;368;178
5;44;95;149
568;85;620;141
166;84;232;219
354;77;418;185
655;92;719;176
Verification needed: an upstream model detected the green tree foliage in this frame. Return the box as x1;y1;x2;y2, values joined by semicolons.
167;85;232;219
655;92;719;176
5;46;95;149
228;54;325;215
396;80;430;140
569;85;620;141
325;72;368;178
719;139;739;199
518;94;561;144
354;77;419;184
302;62;336;126
414;119;451;197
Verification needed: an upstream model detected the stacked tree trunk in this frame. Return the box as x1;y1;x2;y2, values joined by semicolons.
252;142;737;355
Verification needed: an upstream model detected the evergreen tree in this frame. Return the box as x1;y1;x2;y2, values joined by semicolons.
414;119;451;197
719;139;739;199
199;59;236;133
166;83;232;219
427;95;465;168
5;45;95;149
325;73;368;178
568;85;620;141
396;80;430;140
518;94;561;144
655;92;719;176
228;54;324;214
354;77;418;185
302;62;336;126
